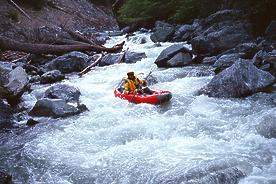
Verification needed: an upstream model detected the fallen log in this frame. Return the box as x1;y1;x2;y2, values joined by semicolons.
0;36;124;55
79;54;104;76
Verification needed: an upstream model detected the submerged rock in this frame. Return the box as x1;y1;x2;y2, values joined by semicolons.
199;59;275;98
256;116;276;139
155;44;192;68
46;51;89;74
44;84;81;103
152;159;245;184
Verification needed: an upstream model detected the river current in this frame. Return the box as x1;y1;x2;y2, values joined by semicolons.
0;33;276;184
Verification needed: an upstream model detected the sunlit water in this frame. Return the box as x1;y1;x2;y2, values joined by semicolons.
0;33;276;184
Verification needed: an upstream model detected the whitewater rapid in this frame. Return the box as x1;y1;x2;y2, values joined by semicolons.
0;33;275;184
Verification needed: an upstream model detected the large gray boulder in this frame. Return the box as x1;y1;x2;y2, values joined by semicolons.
191;10;253;56
46;51;89;74
199;59;275;98
150;21;175;43
155;44;192;68
0;66;29;104
29;98;81;118
45;84;81;103
213;53;242;73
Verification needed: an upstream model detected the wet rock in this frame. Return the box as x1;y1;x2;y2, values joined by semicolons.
199;59;275;98
0;100;14;129
0;170;12;184
40;70;65;84
29;98;81;118
150;21;175;43
202;56;217;65
155;44;192;68
191;10;252;56
46;51;89;74
100;51;146;66
265;20;276;39
0;66;29;104
44;84;80;103
167;52;193;67
213;53;241;73
125;51;146;63
256;116;276;139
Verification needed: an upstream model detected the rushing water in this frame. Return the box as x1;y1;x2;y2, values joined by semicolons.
0;33;276;184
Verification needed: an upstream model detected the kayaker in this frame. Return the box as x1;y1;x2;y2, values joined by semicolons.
124;71;152;94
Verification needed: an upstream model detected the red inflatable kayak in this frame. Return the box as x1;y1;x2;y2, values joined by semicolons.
114;88;172;104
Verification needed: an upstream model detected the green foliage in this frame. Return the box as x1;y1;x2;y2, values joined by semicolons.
117;0;221;26
21;0;47;10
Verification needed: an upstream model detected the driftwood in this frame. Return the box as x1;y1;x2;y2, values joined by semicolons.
79;54;104;76
8;0;31;19
0;36;124;55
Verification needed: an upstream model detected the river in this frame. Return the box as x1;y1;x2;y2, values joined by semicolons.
0;33;276;184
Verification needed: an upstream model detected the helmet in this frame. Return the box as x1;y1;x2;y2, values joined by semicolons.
127;71;134;76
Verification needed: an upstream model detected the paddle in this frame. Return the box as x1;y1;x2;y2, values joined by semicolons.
130;65;157;103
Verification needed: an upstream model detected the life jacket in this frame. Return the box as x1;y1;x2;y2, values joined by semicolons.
124;77;141;92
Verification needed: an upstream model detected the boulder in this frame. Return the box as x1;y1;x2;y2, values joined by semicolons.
167;52;193;67
46;51;89;74
150;21;175;43
0;66;29;104
213;53;241;73
199;59;275;98
0;100;14;129
125;51;146;63
0;170;12;184
155;44;192;68
29;98;81;118
191;10;253;56
44;84;81;103
99;51;146;66
40;70;65;84
173;24;194;41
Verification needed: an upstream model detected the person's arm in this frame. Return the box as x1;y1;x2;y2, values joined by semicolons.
124;80;131;94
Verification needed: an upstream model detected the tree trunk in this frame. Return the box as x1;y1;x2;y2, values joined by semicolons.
0;36;123;55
